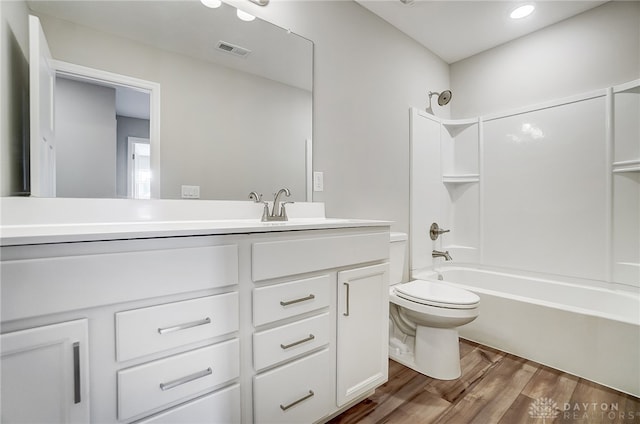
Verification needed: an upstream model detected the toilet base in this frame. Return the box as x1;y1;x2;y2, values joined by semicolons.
414;326;461;380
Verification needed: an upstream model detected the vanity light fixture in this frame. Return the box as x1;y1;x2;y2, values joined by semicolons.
510;4;535;19
200;0;222;8
236;9;256;21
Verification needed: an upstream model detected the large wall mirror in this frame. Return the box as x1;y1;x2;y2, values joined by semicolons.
13;0;313;201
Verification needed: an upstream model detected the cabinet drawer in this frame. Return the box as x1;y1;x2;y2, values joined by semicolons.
1;244;238;322
252;232;389;281
133;384;241;424
116;293;239;362
118;339;239;421
253;313;330;371
254;349;333;424
253;275;330;327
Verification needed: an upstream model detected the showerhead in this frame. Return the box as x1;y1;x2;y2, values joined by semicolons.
429;90;452;107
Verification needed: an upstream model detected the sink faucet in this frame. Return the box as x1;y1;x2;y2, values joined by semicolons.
432;250;452;261
254;188;292;222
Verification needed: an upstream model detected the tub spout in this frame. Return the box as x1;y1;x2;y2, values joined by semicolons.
432;250;452;261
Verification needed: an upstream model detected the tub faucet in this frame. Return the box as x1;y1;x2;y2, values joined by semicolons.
432;250;452;261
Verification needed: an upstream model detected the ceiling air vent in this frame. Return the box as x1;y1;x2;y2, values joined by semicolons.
216;41;251;58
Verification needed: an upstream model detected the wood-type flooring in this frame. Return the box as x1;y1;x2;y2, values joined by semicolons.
328;339;640;424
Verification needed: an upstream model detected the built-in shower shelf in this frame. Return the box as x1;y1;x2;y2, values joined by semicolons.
442;174;480;183
612;159;640;173
441;118;478;137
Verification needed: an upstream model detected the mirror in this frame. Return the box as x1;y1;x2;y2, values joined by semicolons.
21;0;313;201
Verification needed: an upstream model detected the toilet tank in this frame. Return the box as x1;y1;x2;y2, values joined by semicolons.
389;232;408;285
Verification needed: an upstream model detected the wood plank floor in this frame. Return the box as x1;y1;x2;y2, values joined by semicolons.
328;339;640;424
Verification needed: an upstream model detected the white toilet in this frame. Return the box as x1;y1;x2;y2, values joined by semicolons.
388;232;480;380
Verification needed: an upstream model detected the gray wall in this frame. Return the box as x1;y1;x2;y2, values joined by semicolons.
116;116;150;198
450;1;640;118
55;77;117;198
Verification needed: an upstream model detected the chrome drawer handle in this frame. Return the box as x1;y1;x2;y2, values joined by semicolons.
159;367;212;391
157;317;211;334
280;390;314;411
280;294;315;307
280;334;315;350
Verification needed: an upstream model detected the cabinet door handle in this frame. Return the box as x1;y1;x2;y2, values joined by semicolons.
72;342;81;404
159;367;212;391
343;282;350;316
157;317;211;334
280;334;315;350
279;390;315;411
280;294;315;307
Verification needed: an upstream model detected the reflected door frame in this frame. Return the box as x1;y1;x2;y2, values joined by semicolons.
52;60;161;199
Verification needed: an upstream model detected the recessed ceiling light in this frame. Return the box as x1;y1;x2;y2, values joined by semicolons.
510;4;535;19
236;9;256;22
200;0;222;8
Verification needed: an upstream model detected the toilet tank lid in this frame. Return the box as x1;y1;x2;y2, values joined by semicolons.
390;232;408;242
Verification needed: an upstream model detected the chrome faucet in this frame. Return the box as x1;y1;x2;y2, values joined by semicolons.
254;188;292;222
432;250;452;261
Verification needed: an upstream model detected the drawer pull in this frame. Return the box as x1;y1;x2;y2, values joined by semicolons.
280;294;315;307
280;334;315;350
157;317;211;335
159;367;212;391
279;390;315;411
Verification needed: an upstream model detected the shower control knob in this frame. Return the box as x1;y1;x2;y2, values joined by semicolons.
429;223;450;240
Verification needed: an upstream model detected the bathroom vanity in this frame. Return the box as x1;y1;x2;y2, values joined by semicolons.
0;200;390;423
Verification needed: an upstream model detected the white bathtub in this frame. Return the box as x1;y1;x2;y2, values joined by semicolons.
413;266;640;397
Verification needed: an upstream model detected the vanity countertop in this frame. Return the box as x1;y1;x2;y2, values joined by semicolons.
0;198;391;246
0;218;390;246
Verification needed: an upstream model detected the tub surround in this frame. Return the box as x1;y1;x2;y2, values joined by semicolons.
0;198;391;423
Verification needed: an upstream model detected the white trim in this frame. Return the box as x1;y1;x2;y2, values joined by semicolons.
127;137;150;199
605;87;613;283
305;138;313;202
482;88;607;122
51;60;161;199
613;78;640;93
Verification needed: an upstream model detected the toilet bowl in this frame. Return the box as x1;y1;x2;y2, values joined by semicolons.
388;233;479;380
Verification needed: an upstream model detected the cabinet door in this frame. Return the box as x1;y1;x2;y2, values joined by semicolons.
1;319;90;423
336;263;389;406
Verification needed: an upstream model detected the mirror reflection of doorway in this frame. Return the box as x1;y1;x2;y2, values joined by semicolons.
127;137;151;199
55;75;151;198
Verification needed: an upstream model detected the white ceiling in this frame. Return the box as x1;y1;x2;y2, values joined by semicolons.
355;0;608;64
27;0;312;91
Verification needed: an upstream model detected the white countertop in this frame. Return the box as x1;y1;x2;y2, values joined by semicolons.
0;218;390;246
0;198;391;246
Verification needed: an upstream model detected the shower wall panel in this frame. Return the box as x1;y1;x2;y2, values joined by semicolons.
482;97;608;281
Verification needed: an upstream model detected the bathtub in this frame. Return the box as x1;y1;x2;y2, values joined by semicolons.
413;266;640;397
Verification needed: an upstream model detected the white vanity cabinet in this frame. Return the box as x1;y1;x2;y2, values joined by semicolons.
1;236;242;423
0;319;90;423
337;264;390;406
250;229;390;422
1;222;390;424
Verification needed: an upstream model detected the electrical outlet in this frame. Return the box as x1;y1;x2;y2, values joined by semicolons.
181;185;200;199
313;172;324;192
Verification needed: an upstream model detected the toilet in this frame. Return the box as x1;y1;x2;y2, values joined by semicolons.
388;232;480;380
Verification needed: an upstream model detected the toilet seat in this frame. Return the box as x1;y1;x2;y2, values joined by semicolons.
394;280;479;310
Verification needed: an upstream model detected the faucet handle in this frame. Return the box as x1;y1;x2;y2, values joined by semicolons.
280;201;294;218
429;222;450;240
249;191;263;203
